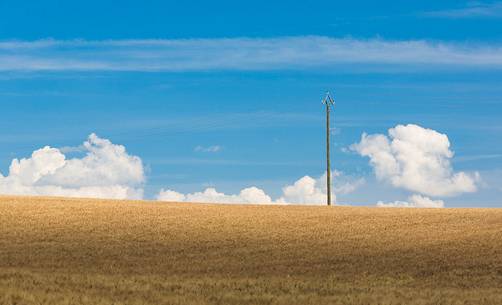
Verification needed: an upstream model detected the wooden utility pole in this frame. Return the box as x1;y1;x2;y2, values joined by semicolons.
322;92;335;206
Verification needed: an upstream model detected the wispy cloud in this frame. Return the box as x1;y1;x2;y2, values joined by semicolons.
455;153;502;162
1;37;502;72
194;145;222;153
148;158;314;167
58;145;85;154
103;112;318;139
422;2;502;18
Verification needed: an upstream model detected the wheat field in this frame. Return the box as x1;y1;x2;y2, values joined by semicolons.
0;195;501;304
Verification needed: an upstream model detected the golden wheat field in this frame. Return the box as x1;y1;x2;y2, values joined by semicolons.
0;196;501;305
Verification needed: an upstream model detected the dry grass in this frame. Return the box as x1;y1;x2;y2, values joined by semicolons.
0;195;501;304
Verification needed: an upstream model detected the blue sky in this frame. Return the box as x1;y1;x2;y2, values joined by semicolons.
0;1;501;206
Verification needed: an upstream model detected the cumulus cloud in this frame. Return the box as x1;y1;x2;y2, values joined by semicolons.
157;172;363;205
1;132;363;205
351;124;479;197
377;194;444;208
0;134;144;199
275;174;331;205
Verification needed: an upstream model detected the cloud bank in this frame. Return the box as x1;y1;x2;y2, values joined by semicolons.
351;124;479;197
377;194;444;208
0;131;362;204
157;172;363;205
0;134;144;199
0;133;362;205
2;37;502;72
157;187;273;204
0;125;478;207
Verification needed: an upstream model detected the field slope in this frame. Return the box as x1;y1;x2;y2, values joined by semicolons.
0;196;501;305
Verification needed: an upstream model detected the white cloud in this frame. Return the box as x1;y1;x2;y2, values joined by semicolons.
377;194;444;208
351;124;479;197
0;132;362;205
2;37;502;72
194;145;222;153
157;187;272;204
157;171;363;205
0;134;144;199
275;174;330;205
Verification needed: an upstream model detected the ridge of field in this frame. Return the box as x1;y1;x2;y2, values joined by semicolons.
0;196;501;305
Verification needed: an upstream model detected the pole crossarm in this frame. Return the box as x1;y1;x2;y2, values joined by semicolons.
322;92;335;107
322;92;335;206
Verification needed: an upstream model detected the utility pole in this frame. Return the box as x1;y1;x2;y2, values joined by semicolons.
322;92;335;206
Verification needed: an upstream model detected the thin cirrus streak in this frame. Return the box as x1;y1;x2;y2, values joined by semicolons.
1;37;502;72
421;2;502;18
